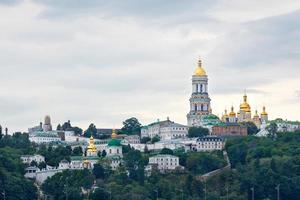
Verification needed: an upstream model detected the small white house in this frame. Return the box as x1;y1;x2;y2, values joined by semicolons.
29;131;61;144
185;136;225;152
141;118;188;140
148;154;181;171
21;155;45;165
122;135;140;144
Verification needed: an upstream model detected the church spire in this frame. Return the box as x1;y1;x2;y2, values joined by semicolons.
194;58;206;76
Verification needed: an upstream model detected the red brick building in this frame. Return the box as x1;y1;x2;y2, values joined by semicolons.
212;123;247;136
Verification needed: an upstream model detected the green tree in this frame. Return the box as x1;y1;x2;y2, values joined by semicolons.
0;147;38;200
160;148;173;155
120;117;141;135
56;124;62;130
72;146;83;156
101;150;107;157
151;135;160;143
84;123;97;138
141;136;151;144
90;188;109;200
267;122;278;138
42;169;94;199
93;163;106;179
188;127;209;138
240;121;259;135
38;161;46;170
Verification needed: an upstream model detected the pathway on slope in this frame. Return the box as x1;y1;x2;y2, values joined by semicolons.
198;151;231;181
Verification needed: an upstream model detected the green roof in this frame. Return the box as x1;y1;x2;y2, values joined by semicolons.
202;114;220;120
107;139;121;147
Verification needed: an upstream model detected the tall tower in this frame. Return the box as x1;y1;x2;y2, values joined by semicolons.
43;115;52;132
187;59;211;127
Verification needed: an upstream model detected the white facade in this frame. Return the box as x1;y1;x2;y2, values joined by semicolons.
129;138;197;152
256;121;270;137
194;136;224;151
122;135;140;144
110;159;122;170
29;135;61;144
21;155;45;164
29;131;61;144
106;146;122;156
141;119;188;140
277;122;300;132
148;154;181;171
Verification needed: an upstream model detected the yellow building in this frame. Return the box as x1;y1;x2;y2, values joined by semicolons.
86;136;97;157
222;93;269;128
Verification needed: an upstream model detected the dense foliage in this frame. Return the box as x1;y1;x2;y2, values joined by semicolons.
188;126;209;138
83;123;98;138
120;117;142;135
42;148;226;200
42;169;94;200
2;120;300;200
0;133;37;200
239;121;259;135
224;131;300;200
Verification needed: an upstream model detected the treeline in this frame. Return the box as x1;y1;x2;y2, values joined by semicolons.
0;132;38;200
42;148;226;200
219;131;300;200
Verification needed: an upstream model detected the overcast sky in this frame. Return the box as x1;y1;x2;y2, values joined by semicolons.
0;0;300;133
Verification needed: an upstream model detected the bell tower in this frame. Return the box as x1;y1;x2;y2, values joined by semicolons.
187;58;211;127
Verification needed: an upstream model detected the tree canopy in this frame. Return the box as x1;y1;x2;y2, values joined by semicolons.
120;117;141;135
188;126;209;138
84;123;97;138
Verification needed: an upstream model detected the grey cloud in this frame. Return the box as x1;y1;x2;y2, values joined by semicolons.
0;0;21;5
205;9;300;94
208;9;300;70
33;0;216;19
1;0;300;131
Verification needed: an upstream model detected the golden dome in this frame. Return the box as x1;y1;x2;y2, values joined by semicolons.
254;110;259;118
229;106;236;117
222;109;228;119
83;159;90;164
194;59;206;76
111;129;118;139
87;136;97;153
240;94;251;111
261;106;268;116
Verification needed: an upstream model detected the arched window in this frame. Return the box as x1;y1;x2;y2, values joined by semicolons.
201;104;204;111
200;84;203;93
195;104;198;111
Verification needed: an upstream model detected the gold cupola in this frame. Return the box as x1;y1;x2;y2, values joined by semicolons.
229;106;236;117
194;59;207;76
87;136;97;153
240;94;251;112
222;109;229;121
111;129;118;139
254;110;259;118
261;106;268;116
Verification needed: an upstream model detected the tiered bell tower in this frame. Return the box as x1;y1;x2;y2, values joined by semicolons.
187;59;212;127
